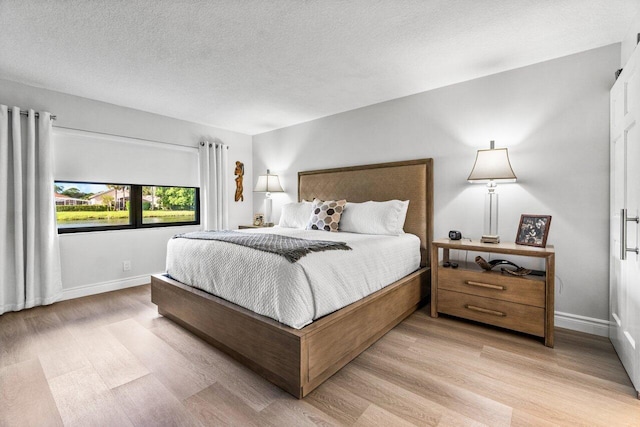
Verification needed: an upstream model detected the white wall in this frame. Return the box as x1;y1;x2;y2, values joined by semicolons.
253;44;618;333
621;8;640;68
0;78;253;296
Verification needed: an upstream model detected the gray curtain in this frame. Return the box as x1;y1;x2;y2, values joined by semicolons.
0;105;62;314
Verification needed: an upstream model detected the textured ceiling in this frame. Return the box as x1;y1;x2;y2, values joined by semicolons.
1;1;638;135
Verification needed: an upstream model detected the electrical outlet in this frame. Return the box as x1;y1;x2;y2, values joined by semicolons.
122;260;131;271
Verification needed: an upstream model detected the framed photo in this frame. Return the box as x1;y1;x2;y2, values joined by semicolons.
253;213;264;227
515;214;552;247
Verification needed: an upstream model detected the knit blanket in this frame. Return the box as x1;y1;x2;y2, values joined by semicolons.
173;230;351;263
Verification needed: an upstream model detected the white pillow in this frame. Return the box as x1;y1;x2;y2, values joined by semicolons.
339;200;409;235
278;201;313;229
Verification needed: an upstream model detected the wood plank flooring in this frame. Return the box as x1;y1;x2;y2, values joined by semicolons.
1;284;638;426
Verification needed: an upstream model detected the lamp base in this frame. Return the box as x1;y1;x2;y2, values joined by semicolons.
481;234;500;244
264;195;272;225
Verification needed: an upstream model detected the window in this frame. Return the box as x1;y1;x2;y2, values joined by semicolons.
141;186;197;225
55;181;199;233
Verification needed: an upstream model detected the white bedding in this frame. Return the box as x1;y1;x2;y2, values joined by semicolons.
166;227;421;329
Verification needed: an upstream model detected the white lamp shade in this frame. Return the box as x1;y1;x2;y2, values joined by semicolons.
254;171;284;193
467;148;517;182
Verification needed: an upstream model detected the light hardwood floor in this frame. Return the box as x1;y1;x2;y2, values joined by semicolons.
1;285;639;426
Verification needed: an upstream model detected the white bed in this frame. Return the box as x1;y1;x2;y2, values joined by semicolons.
166;226;421;329
153;159;433;398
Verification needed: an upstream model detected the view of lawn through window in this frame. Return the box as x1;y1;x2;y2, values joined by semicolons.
55;182;198;230
141;185;197;224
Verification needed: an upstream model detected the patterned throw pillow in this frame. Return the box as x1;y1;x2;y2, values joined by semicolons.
307;198;347;232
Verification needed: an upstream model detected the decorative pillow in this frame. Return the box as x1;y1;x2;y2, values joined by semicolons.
307;198;346;232
278;201;313;229
339;200;409;235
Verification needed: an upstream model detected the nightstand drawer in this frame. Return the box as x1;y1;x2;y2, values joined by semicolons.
438;289;545;337
438;268;545;308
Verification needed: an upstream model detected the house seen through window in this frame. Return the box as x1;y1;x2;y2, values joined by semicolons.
55;182;199;232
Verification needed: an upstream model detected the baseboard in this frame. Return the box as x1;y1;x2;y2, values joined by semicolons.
555;311;610;337
60;273;160;301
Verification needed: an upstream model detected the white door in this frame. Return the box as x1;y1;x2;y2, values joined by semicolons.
610;44;640;397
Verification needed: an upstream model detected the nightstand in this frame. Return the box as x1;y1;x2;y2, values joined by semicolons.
431;239;555;347
238;224;274;229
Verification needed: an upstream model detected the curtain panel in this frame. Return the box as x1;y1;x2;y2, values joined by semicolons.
0;106;62;314
198;141;229;230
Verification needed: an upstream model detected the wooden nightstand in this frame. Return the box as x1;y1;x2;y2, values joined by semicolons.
238;224;274;229
431;239;555;347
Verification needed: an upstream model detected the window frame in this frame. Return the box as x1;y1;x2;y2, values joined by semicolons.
55;181;200;234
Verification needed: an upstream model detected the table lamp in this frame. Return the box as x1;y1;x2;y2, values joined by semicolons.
468;140;517;243
254;169;284;226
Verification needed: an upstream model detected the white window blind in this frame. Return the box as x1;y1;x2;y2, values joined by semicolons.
53;128;198;187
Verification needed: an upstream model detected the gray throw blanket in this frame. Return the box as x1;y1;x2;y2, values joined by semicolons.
173;230;351;263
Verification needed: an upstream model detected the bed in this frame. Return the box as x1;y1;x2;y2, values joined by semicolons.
151;158;433;398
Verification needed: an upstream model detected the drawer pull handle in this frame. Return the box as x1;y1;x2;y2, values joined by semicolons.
465;305;506;317
466;280;505;291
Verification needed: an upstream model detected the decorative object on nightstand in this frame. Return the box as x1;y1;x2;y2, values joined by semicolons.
431;238;555;347
475;255;532;276
468;140;517;243
515;214;552;247
254;169;284;226
253;213;264;226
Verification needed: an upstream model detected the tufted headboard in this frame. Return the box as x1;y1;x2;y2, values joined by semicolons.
298;159;433;267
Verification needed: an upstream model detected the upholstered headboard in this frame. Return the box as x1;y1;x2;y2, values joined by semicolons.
298;159;433;267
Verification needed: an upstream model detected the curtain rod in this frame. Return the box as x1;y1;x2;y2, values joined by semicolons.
6;109;57;120
53;124;200;151
200;141;229;149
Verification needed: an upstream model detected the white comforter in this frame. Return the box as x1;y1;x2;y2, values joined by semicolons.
166;227;420;329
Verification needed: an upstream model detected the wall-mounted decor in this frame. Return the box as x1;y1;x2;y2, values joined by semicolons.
234;161;244;202
515;214;552;247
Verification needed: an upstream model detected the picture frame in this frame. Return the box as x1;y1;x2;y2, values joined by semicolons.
515;214;552;247
253;213;264;227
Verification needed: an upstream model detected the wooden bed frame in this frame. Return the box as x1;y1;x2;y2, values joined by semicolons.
151;158;433;398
